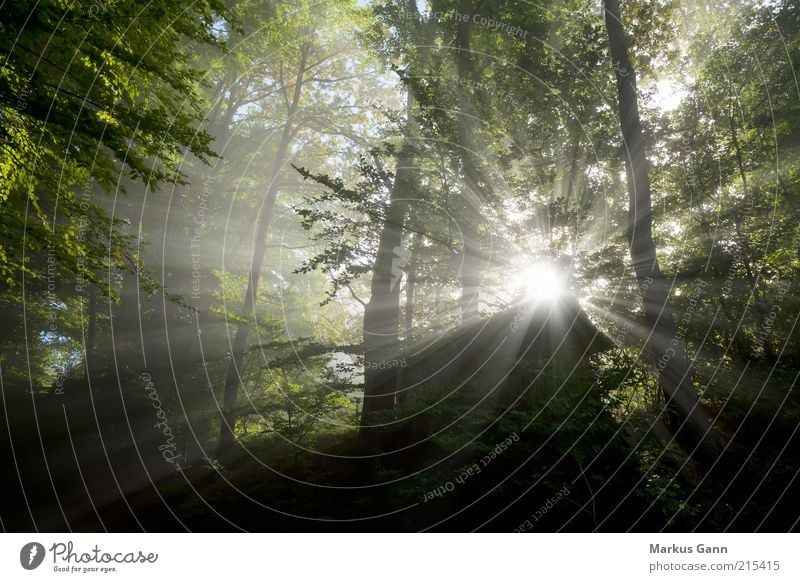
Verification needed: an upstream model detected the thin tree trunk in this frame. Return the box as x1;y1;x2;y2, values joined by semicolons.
459;218;481;322
404;231;420;339
218;44;310;450
86;283;97;372
454;2;484;323
112;270;140;381
718;293;751;356
604;0;726;465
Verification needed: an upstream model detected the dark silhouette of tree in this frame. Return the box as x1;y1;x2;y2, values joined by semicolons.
603;0;726;464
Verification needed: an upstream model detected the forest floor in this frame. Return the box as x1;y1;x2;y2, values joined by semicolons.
1;358;798;532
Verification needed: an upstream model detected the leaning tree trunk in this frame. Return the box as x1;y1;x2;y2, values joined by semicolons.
218;44;310;450
603;0;726;464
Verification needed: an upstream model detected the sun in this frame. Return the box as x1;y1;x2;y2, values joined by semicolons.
512;261;568;302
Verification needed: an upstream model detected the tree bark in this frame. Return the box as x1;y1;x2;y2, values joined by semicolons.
604;0;726;465
218;44;310;450
454;2;484;324
86;282;97;372
459;218;481;322
360;95;415;428
404;231;420;339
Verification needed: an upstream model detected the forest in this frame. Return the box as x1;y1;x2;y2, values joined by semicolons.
1;0;799;532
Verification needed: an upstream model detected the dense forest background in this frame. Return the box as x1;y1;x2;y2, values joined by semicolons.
1;0;799;532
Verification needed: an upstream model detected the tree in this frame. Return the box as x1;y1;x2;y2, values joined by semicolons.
216;0;376;449
0;0;223;290
218;36;311;449
603;0;726;464
360;95;416;427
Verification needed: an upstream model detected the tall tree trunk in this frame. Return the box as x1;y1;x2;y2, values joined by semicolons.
359;0;426;427
360;95;415;428
396;230;421;411
604;0;726;464
454;1;484;323
218;44;310;450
